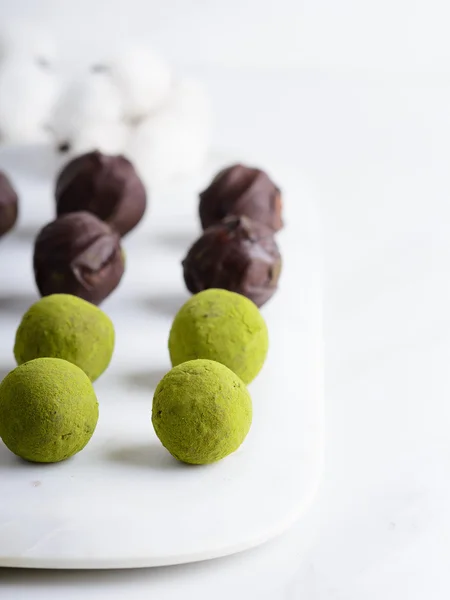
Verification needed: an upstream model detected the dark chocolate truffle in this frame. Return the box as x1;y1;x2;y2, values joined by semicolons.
199;164;282;232
182;216;282;307
55;151;147;237
34;211;125;305
0;171;18;237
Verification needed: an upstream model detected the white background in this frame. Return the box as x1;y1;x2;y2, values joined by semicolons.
2;0;450;73
0;1;448;598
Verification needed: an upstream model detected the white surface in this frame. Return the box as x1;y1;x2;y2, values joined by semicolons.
0;146;323;569
0;65;445;599
1;0;449;73
0;0;447;596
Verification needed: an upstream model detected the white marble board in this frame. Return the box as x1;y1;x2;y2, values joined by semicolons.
0;146;323;568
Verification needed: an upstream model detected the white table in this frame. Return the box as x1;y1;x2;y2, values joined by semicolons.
0;34;447;600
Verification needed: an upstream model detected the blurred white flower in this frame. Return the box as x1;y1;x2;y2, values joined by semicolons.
101;44;172;123
60;121;129;157
49;71;128;155
127;77;212;185
0;29;212;182
0;57;58;144
0;22;56;67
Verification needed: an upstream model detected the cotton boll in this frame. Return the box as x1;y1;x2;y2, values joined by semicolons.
50;72;126;154
165;78;212;124
0;22;56;67
51;72;123;140
127;78;212;186
0;58;58;143
104;45;172;122
58;121;129;158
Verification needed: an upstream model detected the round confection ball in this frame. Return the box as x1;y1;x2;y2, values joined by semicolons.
199;164;283;232
168;288;268;384
0;171;18;237
14;294;115;381
152;359;252;464
55;151;147;238
33;211;125;306
0;358;98;463
182;215;282;308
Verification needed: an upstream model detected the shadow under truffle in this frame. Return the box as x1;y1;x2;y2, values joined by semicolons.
0;292;38;315
142;291;190;318
12;224;40;243
154;230;199;252
0;143;59;180
106;442;186;471
120;367;170;392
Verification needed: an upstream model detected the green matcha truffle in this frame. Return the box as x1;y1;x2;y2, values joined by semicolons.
14;294;114;381
168;288;268;384
152;359;252;464
0;358;98;463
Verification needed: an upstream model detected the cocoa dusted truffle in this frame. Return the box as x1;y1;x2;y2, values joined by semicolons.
55;151;147;237
199;164;282;232
34;211;125;305
182;216;282;308
0;171;18;237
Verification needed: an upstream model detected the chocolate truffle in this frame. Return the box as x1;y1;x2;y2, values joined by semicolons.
199;164;282;231
183;216;282;307
55;150;147;237
0;171;18;237
34;211;124;305
169;288;268;384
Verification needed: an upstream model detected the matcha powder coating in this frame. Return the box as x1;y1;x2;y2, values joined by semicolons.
14;294;115;381
0;358;99;463
152;359;252;464
169;289;268;384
